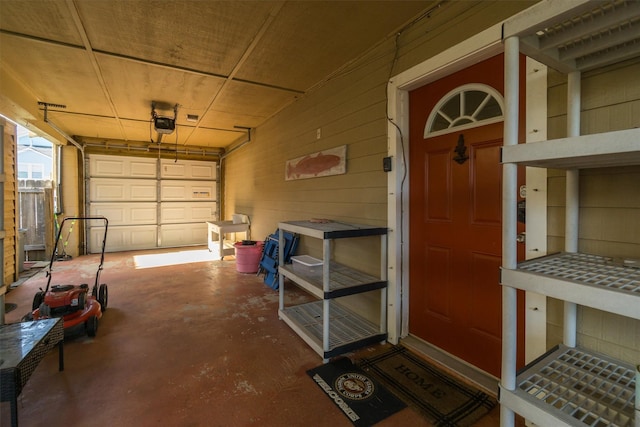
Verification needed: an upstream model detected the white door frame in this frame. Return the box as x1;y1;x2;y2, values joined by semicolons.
385;22;547;362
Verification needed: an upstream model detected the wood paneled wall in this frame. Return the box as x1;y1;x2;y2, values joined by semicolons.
2;120;17;286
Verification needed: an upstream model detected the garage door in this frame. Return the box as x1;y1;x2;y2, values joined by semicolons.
87;154;217;253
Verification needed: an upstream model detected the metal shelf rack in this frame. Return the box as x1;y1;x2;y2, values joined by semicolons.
277;220;387;362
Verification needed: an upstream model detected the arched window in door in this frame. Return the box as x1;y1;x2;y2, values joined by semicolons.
424;83;504;138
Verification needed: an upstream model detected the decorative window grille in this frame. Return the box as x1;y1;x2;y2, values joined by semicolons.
424;84;504;138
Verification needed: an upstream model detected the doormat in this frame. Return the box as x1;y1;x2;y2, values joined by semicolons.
356;346;496;427
307;357;407;426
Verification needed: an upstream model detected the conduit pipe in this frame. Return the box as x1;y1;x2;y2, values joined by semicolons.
220;126;252;159
564;71;581;348
219;126;252;222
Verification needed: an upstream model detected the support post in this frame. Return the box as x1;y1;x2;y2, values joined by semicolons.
500;34;520;427
322;239;330;356
563;71;581;348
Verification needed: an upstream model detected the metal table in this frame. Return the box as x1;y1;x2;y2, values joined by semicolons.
1;318;64;427
206;221;249;260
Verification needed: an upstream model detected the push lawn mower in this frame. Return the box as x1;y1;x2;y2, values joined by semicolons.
26;216;109;337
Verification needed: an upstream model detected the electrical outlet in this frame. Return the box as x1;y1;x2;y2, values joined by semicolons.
316;128;321;139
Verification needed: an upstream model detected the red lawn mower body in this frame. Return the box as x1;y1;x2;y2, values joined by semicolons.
29;216;109;337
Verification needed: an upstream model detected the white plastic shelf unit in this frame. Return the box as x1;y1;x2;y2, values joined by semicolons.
277;220;388;362
500;1;640;426
500;344;637;426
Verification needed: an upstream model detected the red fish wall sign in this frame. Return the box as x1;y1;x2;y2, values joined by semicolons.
285;145;347;181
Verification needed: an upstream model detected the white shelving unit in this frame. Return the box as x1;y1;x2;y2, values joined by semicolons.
499;1;640;426
277;220;387;362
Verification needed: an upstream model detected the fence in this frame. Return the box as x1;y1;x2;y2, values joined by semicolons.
18;179;52;261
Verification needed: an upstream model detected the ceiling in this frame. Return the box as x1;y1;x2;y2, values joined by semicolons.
0;0;434;151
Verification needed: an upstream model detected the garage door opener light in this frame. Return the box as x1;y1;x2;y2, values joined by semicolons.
151;102;178;135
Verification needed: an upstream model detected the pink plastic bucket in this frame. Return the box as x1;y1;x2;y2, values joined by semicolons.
234;241;264;273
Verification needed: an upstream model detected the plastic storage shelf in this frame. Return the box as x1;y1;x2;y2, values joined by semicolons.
501;252;640;320
279;301;385;359
280;261;386;299
501;128;640;169
499;345;637;427
500;1;640;426
277;220;387;362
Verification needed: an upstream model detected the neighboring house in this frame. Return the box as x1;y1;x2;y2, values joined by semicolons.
17;127;53;180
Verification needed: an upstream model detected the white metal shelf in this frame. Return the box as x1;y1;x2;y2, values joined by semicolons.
499;344;636;427
501;252;640;320
279;261;386;299
278;301;386;359
501;128;640;169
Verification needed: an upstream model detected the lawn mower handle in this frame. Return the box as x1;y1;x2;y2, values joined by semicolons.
46;216;109;293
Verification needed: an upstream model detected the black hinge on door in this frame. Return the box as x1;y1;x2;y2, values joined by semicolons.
453;134;469;164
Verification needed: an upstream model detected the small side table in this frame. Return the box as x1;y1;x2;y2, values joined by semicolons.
0;318;64;427
206;221;249;260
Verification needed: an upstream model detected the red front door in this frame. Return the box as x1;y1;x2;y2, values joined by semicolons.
408;54;524;377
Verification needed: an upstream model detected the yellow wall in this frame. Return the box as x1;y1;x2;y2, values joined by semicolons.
222;1;535;322
546;59;640;364
223;0;533;239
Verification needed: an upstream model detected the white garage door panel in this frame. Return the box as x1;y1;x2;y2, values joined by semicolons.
89;225;157;253
160;159;216;180
160;223;207;247
161;202;216;223
90;178;157;202
88;156;218;251
91;155;157;178
160;181;216;201
90;203;157;226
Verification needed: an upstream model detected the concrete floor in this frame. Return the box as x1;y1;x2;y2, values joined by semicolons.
2;247;508;426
